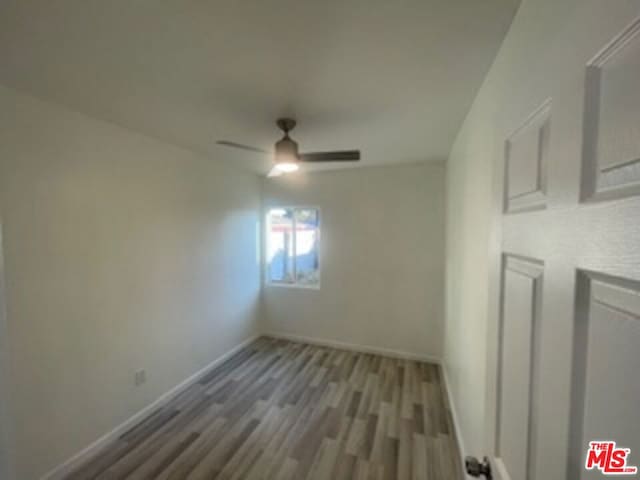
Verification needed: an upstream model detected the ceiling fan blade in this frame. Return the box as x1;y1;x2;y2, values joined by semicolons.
216;140;270;154
266;166;283;178
299;150;361;162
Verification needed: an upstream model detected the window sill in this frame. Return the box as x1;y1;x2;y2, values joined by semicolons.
266;282;321;290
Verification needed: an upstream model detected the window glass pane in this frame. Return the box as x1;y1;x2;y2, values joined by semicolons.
294;208;319;286
267;208;294;283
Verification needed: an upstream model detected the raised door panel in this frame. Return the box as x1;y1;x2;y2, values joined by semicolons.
496;256;544;480
504;101;551;214
582;19;640;201
570;272;640;479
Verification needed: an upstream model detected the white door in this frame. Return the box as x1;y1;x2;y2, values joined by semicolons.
484;7;640;480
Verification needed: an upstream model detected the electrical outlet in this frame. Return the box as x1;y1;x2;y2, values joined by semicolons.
134;369;146;386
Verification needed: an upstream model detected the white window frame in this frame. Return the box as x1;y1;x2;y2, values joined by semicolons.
265;206;321;290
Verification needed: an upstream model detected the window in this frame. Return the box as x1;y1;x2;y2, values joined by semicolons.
266;207;320;287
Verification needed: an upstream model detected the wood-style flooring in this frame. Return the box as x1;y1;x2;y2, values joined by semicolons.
65;337;462;479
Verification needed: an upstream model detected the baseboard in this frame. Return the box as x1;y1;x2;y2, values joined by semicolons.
41;335;259;480
441;362;473;480
266;331;441;364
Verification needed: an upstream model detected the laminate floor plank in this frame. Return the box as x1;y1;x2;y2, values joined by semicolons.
63;337;462;479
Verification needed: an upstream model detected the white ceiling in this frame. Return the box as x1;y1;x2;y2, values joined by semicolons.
0;0;519;174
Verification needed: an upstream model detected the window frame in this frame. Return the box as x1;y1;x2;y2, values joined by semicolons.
265;206;321;290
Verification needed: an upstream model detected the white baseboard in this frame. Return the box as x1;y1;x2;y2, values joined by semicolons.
266;331;441;364
41;335;259;480
441;363;472;480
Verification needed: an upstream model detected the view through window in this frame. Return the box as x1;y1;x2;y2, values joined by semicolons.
266;207;320;287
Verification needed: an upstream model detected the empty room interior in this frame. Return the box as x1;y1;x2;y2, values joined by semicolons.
1;0;639;479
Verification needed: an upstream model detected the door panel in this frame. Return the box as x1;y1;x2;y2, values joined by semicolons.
582;18;640;201
495;257;543;480
570;273;640;479
504;101;551;214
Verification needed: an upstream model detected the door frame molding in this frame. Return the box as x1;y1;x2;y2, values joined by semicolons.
484;125;507;476
0;221;14;479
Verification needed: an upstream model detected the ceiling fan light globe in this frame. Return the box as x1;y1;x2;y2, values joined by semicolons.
274;162;299;173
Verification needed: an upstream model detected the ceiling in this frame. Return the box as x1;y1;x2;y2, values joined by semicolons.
0;0;520;174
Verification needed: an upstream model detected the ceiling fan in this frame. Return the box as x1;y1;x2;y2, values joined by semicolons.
216;118;361;177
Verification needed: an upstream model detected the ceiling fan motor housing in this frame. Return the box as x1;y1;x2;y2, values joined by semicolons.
275;135;299;162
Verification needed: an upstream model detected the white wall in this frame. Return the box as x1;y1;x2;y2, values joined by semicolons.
444;0;640;462
263;163;445;360
0;85;262;480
